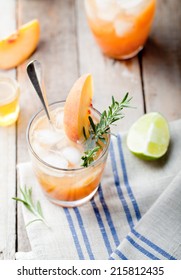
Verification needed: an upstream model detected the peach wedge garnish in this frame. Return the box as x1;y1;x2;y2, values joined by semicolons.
0;19;40;70
64;74;93;142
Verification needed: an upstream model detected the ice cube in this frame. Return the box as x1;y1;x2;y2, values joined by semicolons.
85;0;96;19
34;129;64;146
117;0;148;16
55;111;64;129
95;0;119;21
62;146;82;166
114;18;134;36
117;0;143;9
55;136;70;150
43;154;69;169
32;141;48;158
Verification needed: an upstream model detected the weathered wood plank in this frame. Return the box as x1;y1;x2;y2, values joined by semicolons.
142;0;181;120
0;125;16;260
76;0;144;133
0;0;17;260
17;0;79;252
0;0;180;260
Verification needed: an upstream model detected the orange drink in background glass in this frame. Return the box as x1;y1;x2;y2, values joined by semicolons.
84;0;156;59
0;77;20;126
27;101;110;207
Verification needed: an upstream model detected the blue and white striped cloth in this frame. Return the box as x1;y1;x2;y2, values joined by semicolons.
16;119;181;260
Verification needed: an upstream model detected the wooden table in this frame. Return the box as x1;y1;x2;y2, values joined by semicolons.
0;0;180;260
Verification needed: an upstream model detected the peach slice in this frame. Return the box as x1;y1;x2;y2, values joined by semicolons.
0;19;40;70
64;74;93;142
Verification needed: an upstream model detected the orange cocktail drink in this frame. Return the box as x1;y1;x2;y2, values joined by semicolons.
85;0;156;59
27;101;110;207
27;72;131;208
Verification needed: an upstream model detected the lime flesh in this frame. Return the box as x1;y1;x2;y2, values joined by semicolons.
127;112;170;160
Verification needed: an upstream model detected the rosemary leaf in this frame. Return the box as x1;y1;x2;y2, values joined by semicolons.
81;146;100;167
83;126;87;140
89;116;96;133
81;93;132;167
12;186;49;227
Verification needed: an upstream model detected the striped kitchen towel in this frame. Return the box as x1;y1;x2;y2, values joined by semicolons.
16;119;181;260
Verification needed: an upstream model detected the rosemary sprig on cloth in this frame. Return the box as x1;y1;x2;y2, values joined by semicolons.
12;186;49;227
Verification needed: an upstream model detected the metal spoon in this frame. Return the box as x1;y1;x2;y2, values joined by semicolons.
27;60;54;127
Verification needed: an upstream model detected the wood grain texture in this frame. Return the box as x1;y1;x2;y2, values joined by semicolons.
0;0;180;259
17;0;79;252
142;0;181;119
76;0;144;133
0;0;17;260
0;125;16;260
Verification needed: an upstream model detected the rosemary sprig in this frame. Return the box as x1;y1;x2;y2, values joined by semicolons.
81;93;132;167
12;186;49;227
81;146;100;168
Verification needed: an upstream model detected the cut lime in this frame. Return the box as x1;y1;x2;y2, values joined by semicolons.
127;112;170;160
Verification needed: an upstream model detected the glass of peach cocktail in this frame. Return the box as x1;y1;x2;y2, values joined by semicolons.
26;75;108;207
27;74;131;207
84;0;156;59
27;103;109;207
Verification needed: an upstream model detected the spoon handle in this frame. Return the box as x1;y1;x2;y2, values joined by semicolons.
27;60;52;123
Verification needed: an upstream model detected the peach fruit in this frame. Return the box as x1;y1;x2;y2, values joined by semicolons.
64;74;93;142
0;19;40;69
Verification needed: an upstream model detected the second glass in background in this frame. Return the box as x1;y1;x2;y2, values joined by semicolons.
85;0;156;59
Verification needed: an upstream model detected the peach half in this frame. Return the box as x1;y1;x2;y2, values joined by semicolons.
0;19;40;70
64;74;93;142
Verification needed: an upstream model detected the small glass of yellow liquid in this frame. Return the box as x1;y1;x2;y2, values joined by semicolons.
0;77;20;126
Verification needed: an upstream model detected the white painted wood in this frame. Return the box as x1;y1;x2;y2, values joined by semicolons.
0;0;180;259
142;0;181;120
0;0;17;260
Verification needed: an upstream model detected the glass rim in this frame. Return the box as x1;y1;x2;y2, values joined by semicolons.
118;0;151;9
26;100;110;172
0;76;20;106
85;0;152;11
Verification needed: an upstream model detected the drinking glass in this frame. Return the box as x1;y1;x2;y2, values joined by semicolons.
27;101;110;207
85;0;156;59
0;76;20;126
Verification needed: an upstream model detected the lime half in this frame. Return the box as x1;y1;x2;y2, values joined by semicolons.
127;112;170;160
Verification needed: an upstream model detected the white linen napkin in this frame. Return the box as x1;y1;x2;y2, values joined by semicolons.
16;119;181;260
